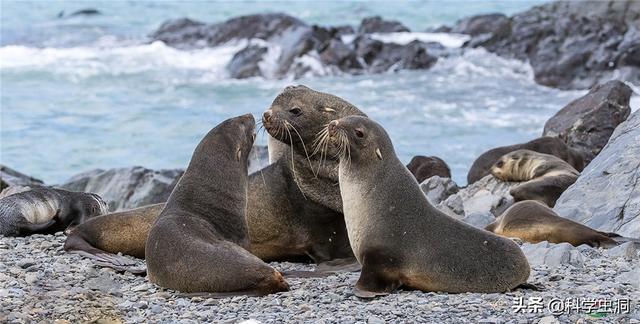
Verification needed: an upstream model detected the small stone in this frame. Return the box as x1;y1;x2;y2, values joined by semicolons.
537;316;560;324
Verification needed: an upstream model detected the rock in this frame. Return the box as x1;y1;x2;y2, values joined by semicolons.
461;211;495;229
358;16;410;34
521;242;584;268
553;109;640;237
319;39;362;73
450;13;511;48
543;80;632;163
607;242;640;259
537;316;560;324
457;0;640;89
408;156;452;183
227;45;268;79
420;176;459;206
0;165;44;190
440;175;518;218
60;166;183;211
355;36;437;73
68;8;101;17
616;267;640;288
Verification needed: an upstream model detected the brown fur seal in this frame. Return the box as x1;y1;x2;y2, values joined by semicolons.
0;187;108;236
146;114;289;295
467;136;584;184
486;201;620;248
249;84;366;263
64;203;164;268
325;116;530;298
406;155;451;183
491;149;579;207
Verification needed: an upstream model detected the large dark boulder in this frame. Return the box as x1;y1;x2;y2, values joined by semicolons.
0;165;44;190
407;156;451;183
227;45;268;79
358;16;410;34
542;80;632;164
355;36;437;73
554;109;640;237
455;0;640;89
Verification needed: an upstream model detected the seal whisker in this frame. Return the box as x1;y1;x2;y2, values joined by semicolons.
284;125;307;200
286;121;314;172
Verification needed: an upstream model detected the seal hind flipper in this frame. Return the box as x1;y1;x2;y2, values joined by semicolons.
316;257;362;273
64;233;143;273
354;251;402;299
513;282;545;291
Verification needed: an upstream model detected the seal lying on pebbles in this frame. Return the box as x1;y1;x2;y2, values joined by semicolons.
406;155;451;183
491;149;579;207
146;114;290;295
0;187;108;236
467;136;584;184
63;203;164;270
250;84;366;263
485;201;620;248
324;116;530;298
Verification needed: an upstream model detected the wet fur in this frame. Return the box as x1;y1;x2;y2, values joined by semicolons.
486;201;619;248
406;155;451;183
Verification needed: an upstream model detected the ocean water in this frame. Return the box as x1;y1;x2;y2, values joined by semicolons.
1;1;635;185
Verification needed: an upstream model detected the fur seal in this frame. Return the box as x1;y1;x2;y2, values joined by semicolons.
491;149;579;207
249;84;366;263
0;187;108;236
325;116;530;297
467;136;584;184
406;155;451;183
64;203;164;267
486;201;620;248
146;114;289;295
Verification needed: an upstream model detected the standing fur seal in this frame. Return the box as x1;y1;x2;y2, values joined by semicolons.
249;84;366;263
0;187;108;236
486;201;620;248
64;203;164;268
325;116;530;297
491;149;579;207
406;155;451;183
146;114;289;295
467;136;584;184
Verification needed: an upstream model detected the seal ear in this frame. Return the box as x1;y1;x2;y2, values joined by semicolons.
375;148;382;160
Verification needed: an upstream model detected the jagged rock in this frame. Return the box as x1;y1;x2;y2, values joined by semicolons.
607;242;640;259
616;267;640;288
521;242;584;268
440;175;518;218
553;109;640;237
543;80;632;164
455;0;640;89
227;45;268;78
450;13;511;48
355;36;437;73
420;176;459;206
357;16;410;34
461;211;496;229
319;39;362;72
0;165;44;190
60;167;183;211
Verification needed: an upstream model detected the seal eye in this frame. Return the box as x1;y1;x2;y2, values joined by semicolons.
289;107;302;116
495;160;504;168
354;129;364;138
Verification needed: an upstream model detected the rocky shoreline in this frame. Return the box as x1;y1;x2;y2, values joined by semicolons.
145;0;639;90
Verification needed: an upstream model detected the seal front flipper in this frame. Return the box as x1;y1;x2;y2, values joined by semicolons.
354;264;401;299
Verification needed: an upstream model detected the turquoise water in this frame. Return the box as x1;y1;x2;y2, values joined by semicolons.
1;1;593;185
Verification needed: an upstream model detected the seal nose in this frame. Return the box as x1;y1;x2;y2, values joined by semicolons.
328;120;339;136
263;110;272;123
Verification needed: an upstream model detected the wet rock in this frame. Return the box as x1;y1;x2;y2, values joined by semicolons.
543;80;632;164
0;165;44;191
355;36;437;73
553;108;640;237
450;13;511;48
456;0;640;89
227;45;268;78
319;39;362;73
408;156;452;183
357;16;410;34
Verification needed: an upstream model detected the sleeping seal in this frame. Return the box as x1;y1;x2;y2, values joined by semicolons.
324;116;530;298
0;187;108;236
146;114;289;295
491;149;579;207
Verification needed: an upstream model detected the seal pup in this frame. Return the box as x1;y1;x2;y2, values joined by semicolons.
64;203;164;271
0;187;108;236
486;201;620;248
249;84;366;263
146;114;289;295
406;155;451;183
468;136;585;184
324;116;530;297
491;149;579;207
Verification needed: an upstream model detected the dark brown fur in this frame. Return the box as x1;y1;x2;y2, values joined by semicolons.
486;201;619;248
146;114;289;295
